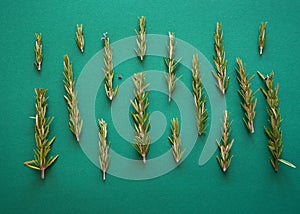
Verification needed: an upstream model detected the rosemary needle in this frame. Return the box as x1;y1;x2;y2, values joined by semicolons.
168;118;186;163
34;33;43;71
134;16;146;61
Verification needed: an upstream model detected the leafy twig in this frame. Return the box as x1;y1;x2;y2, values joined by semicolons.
76;24;84;53
168;118;186;163
34;33;43;71
212;22;229;94
130;72;150;163
63;54;83;142
257;71;296;171
164;32;181;102
192;54;208;135
134;16;146;61
98;119;110;181
236;58;257;133
101;32;118;101
258;22;267;55
216;110;234;173
24;88;59;179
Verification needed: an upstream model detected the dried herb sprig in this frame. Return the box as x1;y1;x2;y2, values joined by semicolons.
130;72;150;164
192;54;208;135
236;58;257;133
134;16;146;61
98;119;110;181
216;110;234;173
164;32;181;102
24;88;59;179
34;33;43;71
212;22;229;94
101;32;118;101
258;22;267;55
257;71;296;171
63;54;83;142
168;118;186;163
76;24;84;53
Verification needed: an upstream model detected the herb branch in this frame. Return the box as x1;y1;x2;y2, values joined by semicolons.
168;118;186;163
24;88;59;179
63;54;83;142
258;22;267;55
130;72;150;163
34;33;43;71
257;71;296;171
76;24;84;53
134;16;146;61
98;119;110;181
192;54;208;135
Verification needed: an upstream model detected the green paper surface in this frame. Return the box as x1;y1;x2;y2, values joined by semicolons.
0;0;300;213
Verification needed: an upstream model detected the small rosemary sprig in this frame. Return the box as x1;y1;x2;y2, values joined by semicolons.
98;119;110;181
257;71;296;171
34;33;43;71
258;22;267;55
24;88;59;179
168;118;186;163
216;110;234;173
211;22;229;94
63;54;83;142
76;24;84;53
101;32;118;101
192;54;208;135
130;72;150;164
164;32;181;102
236;58;257;133
134;16;146;61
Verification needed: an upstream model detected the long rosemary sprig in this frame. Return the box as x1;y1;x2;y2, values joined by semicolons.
216;110;234;173
101;32;118;101
257;71;296;171
258;22;267;55
76;24;84;53
164;32;181;102
98;119;110;181
63;54;83;142
192;54;208;135
134;16;146;61
236;58;257;133
168;118;186;163
211;22;229;94
130;72;150;163
34;33;43;71
24;88;59;179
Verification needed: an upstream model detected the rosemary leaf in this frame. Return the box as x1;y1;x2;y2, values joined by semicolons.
130;72;150;163
63;54;83;142
24;88;59;179
235;58;257;133
192;54;208;135
101;32;118;101
258;22;267;55
168;118;186;163
212;22;229;94
76;24;84;53
216;110;234;173
34;33;43;71
134;16;146;61
98;119;111;181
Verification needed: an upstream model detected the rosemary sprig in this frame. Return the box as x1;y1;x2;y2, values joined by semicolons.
34;33;43;71
134;16;146;61
101;32;118;101
98;119;110;181
130;72;150;164
164;32;181;102
258;22;267;55
216;110;234;173
211;22;229;94
168;118;186;163
24;88;59;179
257;71;296;171
192;54;208;135
63;54;83;142
76;24;84;53
236;58;257;133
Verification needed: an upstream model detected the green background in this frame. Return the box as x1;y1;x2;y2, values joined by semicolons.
1;0;300;213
